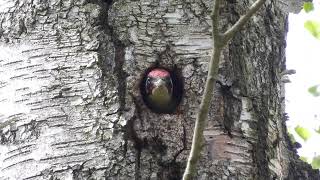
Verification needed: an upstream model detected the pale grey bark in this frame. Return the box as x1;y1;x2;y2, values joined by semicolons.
278;0;312;13
0;0;318;180
183;0;267;179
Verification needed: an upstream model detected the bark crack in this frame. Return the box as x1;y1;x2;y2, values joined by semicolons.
123;115;146;180
103;0;127;113
252;99;271;180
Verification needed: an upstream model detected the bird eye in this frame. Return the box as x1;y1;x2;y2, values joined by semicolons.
145;77;152;94
146;78;151;85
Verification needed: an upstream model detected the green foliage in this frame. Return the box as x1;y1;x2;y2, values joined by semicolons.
297;1;320;170
302;2;320;39
300;156;308;163
308;85;320;97
299;155;320;170
315;126;320;134
311;155;320;169
288;131;297;143
304;20;320;39
304;2;314;13
295;125;312;141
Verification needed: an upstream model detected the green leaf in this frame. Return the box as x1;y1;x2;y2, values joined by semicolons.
315;127;320;134
300;156;308;163
311;155;320;169
308;85;320;97
288;131;297;143
303;2;314;13
304;21;320;39
294;125;311;141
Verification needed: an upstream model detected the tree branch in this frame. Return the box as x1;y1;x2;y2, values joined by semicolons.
223;0;267;43
211;0;222;43
182;0;222;179
183;0;266;179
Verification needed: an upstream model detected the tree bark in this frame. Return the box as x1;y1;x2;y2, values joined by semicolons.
0;0;318;179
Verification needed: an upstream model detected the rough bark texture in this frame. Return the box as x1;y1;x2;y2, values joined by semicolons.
0;0;318;180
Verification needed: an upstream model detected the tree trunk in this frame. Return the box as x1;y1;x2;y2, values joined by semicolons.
0;0;318;179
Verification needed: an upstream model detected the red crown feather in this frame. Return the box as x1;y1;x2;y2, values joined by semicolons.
147;68;170;78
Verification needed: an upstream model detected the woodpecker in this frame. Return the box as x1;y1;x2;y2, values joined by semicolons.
141;68;181;113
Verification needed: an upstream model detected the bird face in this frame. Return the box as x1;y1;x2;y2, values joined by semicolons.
140;66;183;114
145;68;173;107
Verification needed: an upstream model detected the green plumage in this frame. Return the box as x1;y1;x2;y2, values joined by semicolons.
141;67;182;114
148;85;172;108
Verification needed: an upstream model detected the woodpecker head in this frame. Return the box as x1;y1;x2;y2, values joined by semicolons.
141;67;183;114
145;68;173;108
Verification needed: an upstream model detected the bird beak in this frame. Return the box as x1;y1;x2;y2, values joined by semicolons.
154;78;166;88
151;78;169;96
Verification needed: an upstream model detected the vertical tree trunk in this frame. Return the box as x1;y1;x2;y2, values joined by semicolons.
0;0;318;179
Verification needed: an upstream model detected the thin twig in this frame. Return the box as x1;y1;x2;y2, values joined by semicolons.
182;0;222;179
223;0;267;43
182;0;266;179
